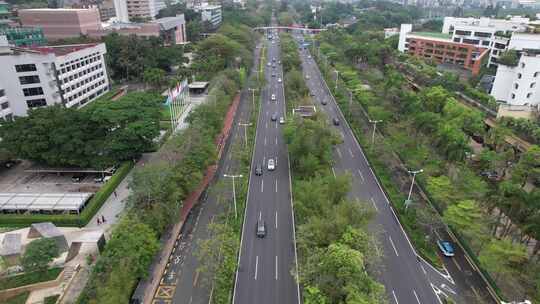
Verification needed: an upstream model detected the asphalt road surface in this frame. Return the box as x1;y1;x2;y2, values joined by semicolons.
296;35;455;304
232;32;300;304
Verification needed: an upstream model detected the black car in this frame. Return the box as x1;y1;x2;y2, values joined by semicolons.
255;164;263;176
271;113;278;121
333;118;340;126
256;220;267;238
72;173;85;183
321;100;327;105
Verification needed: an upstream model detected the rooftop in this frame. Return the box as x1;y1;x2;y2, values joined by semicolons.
25;43;99;56
0;192;92;213
411;31;452;40
19;8;95;12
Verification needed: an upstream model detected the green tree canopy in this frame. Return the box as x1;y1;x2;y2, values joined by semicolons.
21;238;59;273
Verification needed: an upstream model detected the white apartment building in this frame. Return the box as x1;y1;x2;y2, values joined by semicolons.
197;4;222;28
125;0;166;20
0;36;109;120
491;50;540;107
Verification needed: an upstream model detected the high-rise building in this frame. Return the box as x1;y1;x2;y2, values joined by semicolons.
124;0;166;21
0;37;109;120
197;3;221;29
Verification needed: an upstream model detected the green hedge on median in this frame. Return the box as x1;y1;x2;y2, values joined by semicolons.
0;161;133;228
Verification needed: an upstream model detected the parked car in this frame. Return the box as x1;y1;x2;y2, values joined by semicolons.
255;164;263;176
267;62;271;66
94;175;112;183
480;170;499;180
305;75;310;80
333;118;340;126
437;240;455;257
256;220;267;238
267;158;275;171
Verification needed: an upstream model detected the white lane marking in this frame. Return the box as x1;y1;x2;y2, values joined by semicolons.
392;290;399;304
275;255;278;280
261;180;264;192
275;179;278;193
275;136;278;145
420;264;427;275
275;211;278;229
348;148;354;157
266;122;268;129
264;136;267;146
259;211;262;221
452;257;462;271
389;236;399;256
336;147;342;158
254;256;259;280
413;290;421;304
331;167;336;177
357;169;365;183
370;197;379;212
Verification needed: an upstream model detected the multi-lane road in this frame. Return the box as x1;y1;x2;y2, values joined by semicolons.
296;34;459;304
232;30;300;304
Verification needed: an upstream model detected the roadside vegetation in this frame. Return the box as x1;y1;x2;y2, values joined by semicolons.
280;32;387;303
313;26;540;302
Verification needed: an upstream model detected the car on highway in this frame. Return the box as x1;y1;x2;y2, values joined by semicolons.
277;78;282;83
256;220;267;238
271;113;277;121
267;158;275;171
272;73;276;77
94;175;112;183
271;94;276;101
308;55;311;58
279;117;285;124
332;118;340;126
267;62;271;66
255;164;263;176
272;57;276;62
321;100;327;105
437;240;455;257
305;75;310;80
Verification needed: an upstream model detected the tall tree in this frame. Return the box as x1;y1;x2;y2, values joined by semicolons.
21;238;59;273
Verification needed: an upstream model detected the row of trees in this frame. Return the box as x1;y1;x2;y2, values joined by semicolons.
0;92;161;168
315;26;540;301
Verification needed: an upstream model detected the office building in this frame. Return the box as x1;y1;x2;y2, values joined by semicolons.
18;8;102;40
0;36;109;120
197;4;222;28
125;0;166;21
398;24;489;75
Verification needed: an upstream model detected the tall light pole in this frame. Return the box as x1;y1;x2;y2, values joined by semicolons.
368;119;382;146
334;70;339;90
223;174;243;218
405;169;423;210
238;122;252;147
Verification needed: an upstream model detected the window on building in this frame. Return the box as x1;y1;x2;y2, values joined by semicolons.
22;87;44;97
15;64;37;73
482;41;490;46
514;83;519;89
531;82;536;88
511;93;516;99
527;93;533;98
19;75;40;85
518;73;522;79
26;98;47;108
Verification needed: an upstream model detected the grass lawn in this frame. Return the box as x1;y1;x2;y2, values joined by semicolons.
0;267;63;291
4;291;30;304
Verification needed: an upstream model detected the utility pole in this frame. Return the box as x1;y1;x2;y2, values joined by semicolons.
238;122;252;147
223;174;243;218
405;169;423;210
368;119;382;146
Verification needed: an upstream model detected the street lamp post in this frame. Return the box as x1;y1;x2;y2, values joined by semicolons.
405;169;423;209
368;119;382;146
223;174;243;218
334;70;339;90
238;122;252;147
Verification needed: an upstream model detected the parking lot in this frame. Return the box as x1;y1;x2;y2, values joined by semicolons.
0;161;106;194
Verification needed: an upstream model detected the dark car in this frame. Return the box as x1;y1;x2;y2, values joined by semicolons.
255;164;263;176
333;118;340;126
271;113;278;121
72;173;85;183
256;220;266;238
321;100;327;105
480;170;499;180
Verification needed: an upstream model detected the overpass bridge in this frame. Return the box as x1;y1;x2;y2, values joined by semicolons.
252;26;325;33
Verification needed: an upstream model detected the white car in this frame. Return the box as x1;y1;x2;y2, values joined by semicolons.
271;94;276;101
267;62;271;66
305;75;310;80
277;78;282;83
279;117;285;124
267;158;275;171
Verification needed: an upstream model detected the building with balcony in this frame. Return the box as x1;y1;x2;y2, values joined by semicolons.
0;27;46;47
0;36;109;120
18;8;102;40
398;24;489;76
125;0;166;21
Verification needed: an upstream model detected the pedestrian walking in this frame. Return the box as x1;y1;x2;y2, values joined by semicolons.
97;218;101;225
101;215;106;223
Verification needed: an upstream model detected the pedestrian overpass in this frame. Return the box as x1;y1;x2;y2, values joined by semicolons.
252;26;325;34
